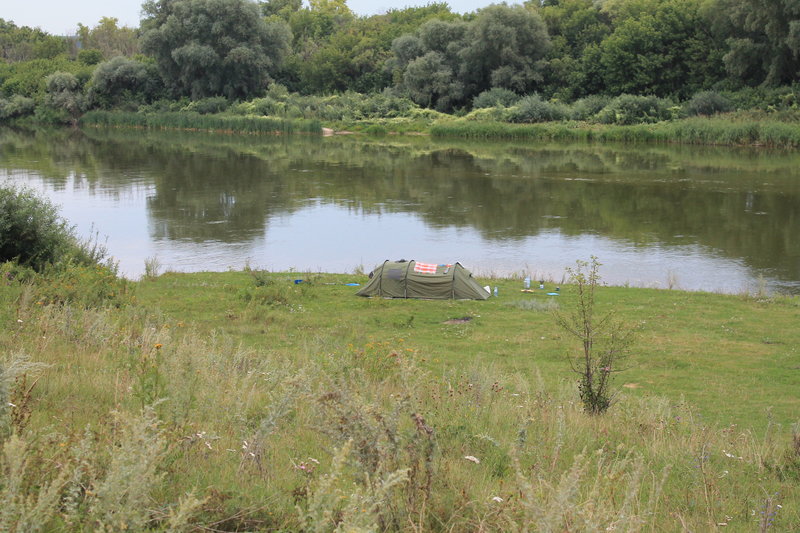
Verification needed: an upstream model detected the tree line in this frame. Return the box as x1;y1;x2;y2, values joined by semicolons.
0;0;798;123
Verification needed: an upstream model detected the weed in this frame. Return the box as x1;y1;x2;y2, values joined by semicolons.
0;353;49;442
555;257;635;414
142;256;162;280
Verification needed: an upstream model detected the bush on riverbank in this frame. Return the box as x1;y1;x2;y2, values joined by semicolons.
0;184;82;272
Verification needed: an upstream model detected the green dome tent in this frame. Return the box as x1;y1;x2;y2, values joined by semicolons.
356;260;490;300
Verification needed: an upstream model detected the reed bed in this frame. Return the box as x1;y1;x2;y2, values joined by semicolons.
1;270;798;531
431;117;800;148
80;110;322;135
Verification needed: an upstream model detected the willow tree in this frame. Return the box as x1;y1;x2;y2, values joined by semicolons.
140;0;291;99
718;0;800;86
460;4;551;97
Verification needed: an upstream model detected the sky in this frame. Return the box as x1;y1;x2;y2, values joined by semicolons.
3;0;519;35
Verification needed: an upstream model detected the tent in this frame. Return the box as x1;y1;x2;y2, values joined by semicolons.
356;260;490;300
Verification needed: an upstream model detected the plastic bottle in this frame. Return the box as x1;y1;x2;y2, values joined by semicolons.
493;286;498;297
524;277;531;289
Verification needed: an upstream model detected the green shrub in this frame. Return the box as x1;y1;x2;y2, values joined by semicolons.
89;57;165;110
77;48;104;66
0;95;35;120
721;85;799;111
462;106;514;121
684;91;733;116
354;91;417;119
0;58;90;99
240;96;283;116
32;261;132;308
509;94;568;123
363;124;388;136
0;185;76;272
569;95;610;121
183;96;230;115
472;88;521;109
595;94;673;125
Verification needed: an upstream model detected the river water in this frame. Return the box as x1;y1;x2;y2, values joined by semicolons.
2;127;799;293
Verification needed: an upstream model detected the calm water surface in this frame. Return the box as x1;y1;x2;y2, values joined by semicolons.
2;127;799;293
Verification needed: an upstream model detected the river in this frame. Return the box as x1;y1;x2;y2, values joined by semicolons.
2;126;798;293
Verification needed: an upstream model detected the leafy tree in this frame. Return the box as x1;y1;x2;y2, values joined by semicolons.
598;0;724;98
77;49;104;66
88;56;164;109
44;71;87;122
717;0;800;86
76;17;139;59
534;0;612;99
0;57;90;99
140;0;291;99
460;5;551;96
261;0;302;19
390;5;548;110
287;0;353;44
403;51;462;110
392;19;468;110
0;19;68;62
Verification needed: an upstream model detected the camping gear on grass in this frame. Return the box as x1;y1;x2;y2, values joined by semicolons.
356;260;490;300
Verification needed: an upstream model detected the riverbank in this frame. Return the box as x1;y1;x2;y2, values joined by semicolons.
2;267;798;530
430;115;800;147
80;110;322;135
75;108;800;148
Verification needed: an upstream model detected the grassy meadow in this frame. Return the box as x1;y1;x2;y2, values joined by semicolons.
1;264;799;531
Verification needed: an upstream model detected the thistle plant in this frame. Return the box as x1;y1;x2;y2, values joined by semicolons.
555;257;635;414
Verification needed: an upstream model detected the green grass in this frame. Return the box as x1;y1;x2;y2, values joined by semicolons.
132;271;800;430
1;267;799;530
430;115;800;147
80;110;322;135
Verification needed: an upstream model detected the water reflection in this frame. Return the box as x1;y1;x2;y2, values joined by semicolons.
1;127;798;292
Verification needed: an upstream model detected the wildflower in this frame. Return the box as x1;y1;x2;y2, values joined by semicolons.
464;455;480;464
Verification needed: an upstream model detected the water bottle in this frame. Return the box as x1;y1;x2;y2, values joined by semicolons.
493;286;498;297
524;277;531;289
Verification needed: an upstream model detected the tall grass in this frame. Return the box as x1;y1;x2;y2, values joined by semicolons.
80;110;322;135
431;117;800;147
1;268;798;530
